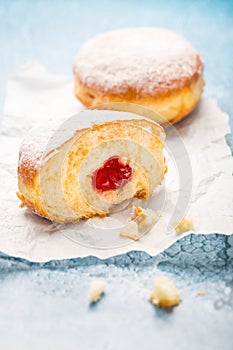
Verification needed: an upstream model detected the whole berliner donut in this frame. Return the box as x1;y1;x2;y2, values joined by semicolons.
73;27;204;124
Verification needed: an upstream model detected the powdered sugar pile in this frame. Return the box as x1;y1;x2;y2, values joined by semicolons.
74;28;202;96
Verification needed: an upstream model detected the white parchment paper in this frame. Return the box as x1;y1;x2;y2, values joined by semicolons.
0;61;232;262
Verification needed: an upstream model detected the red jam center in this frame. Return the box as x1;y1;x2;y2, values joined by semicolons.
92;156;132;192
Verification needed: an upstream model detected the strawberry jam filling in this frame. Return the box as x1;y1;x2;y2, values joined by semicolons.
92;156;132;192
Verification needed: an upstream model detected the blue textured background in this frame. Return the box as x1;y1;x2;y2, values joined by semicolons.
0;1;233;349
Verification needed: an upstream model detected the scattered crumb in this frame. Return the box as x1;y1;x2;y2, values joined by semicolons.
132;205;144;220
120;221;139;241
197;290;206;296
175;216;193;234
16;191;25;208
120;206;157;241
150;276;181;308
88;280;106;303
132;206;157;229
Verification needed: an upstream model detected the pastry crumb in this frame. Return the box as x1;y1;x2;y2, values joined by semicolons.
197;290;206;296
175;216;193;234
16;191;25;207
132;206;157;230
120;221;139;241
88;280;106;303
150;276;181;308
120;206;157;241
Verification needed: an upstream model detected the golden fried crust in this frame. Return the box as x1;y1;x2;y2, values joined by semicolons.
74;75;205;124
17;189;47;218
16;187;107;223
18;151;41;186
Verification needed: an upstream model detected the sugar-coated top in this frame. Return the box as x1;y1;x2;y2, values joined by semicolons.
74;27;203;97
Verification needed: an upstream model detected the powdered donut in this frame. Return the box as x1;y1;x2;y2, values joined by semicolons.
73;27;204;124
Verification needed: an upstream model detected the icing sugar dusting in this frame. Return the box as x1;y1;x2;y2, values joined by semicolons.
74;28;203;96
18;115;80;178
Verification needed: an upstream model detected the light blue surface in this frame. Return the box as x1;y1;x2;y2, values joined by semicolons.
0;1;233;349
0;235;233;350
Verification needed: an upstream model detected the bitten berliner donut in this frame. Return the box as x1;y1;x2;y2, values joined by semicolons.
73;27;204;124
17;110;166;224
